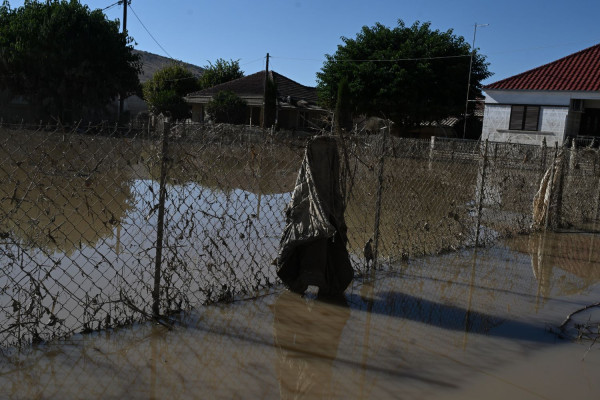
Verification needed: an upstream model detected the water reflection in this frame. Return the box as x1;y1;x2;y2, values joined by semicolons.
165;142;301;195
272;291;350;399
506;232;600;302
0;131;141;254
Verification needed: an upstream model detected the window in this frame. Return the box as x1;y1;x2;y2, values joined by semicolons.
509;105;540;131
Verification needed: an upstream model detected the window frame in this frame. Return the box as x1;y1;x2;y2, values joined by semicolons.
509;105;540;131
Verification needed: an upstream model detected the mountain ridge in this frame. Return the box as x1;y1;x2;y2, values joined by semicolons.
133;50;204;83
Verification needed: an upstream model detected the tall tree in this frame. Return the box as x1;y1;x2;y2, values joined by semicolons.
198;58;244;89
143;63;200;120
334;77;352;134
261;76;277;128
317;20;492;131
0;0;141;121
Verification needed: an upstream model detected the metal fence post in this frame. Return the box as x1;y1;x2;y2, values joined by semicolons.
544;142;559;230
554;141;567;229
593;153;600;231
569;137;577;172
152;119;170;318
475;139;489;247
540;137;547;172
372;123;388;268
428;136;435;170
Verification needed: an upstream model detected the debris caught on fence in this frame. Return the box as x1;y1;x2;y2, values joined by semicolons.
276;136;353;295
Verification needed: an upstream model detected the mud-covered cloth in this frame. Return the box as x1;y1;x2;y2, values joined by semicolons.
276;136;353;295
532;150;564;230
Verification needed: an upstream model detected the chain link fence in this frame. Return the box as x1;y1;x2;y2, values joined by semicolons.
1;119;599;349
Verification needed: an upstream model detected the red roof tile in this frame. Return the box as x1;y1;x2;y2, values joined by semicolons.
485;43;600;91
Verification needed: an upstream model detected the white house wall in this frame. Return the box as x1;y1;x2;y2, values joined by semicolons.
481;104;511;140
482;104;567;146
482;89;600;146
539;107;568;135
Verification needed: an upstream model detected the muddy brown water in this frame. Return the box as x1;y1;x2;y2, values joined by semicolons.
1;231;599;399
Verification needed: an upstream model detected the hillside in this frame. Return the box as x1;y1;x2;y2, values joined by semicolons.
134;50;204;83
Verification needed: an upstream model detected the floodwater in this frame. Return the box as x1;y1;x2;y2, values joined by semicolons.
1;231;600;399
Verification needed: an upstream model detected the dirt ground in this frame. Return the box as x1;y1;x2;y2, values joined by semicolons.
1;231;599;399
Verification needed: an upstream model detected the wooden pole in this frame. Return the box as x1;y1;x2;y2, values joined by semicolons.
118;0;129;120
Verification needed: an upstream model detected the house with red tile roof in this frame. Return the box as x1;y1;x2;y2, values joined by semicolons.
481;43;600;145
184;70;327;130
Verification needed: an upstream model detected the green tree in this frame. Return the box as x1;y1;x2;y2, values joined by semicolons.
0;0;141;121
317;20;492;131
198;58;244;89
205;90;247;124
143;63;200;120
334;77;352;134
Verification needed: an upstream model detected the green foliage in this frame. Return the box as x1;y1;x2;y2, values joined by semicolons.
317;20;492;130
143;63;200;120
198;58;244;89
335;77;352;134
0;0;141;121
205;90;247;124
261;76;277;128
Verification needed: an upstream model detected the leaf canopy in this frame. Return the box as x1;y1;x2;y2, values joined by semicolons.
316;20;492;129
143;63;200;120
0;0;141;121
198;58;244;90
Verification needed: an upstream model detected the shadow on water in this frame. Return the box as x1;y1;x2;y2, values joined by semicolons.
346;289;555;343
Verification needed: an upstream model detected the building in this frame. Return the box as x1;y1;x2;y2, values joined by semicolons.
185;70;327;130
482;44;600;146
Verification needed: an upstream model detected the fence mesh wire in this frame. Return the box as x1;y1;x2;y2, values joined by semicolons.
1;121;599;350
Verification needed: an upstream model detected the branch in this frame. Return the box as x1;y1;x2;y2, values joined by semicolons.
559;301;600;330
119;290;173;329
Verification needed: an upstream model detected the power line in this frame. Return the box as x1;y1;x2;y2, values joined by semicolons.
101;1;121;12
270;54;471;62
239;56;266;67
128;4;173;59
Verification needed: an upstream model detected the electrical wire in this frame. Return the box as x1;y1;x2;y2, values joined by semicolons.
239;56;266;67
128;4;174;60
101;1;122;12
270;54;471;62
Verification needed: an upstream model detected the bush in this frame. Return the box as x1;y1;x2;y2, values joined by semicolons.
206;91;247;124
143;64;200;120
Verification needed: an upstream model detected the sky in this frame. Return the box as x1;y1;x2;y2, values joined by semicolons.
5;0;600;90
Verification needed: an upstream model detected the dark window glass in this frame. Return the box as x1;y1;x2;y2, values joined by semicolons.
509;105;539;131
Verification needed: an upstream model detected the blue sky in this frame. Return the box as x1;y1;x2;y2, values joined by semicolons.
6;0;600;89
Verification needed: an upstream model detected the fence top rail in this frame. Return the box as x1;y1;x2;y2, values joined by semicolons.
434;136;479;143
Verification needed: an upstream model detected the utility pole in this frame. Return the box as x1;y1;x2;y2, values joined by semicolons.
463;23;488;139
118;0;129;120
262;53;270;128
122;0;128;34
263;52;270;99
